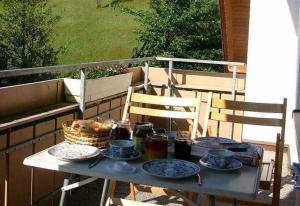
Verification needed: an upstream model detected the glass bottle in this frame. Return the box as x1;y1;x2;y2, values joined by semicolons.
111;119;132;140
133;122;154;153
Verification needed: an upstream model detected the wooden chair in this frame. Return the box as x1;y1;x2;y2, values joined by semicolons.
122;86;202;139
108;86;202;205
202;92;287;206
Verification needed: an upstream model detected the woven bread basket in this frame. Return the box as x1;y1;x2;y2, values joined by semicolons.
62;120;111;148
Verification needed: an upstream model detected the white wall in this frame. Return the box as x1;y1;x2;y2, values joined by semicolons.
244;0;300;162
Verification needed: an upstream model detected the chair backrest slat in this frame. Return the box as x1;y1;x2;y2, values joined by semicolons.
131;93;198;107
130;106;196;119
210;112;283;127
212;98;284;113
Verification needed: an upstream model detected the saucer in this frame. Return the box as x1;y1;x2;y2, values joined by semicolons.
199;156;242;171
101;148;142;161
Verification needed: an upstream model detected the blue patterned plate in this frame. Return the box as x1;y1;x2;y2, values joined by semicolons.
199;156;242;171
101;149;142;161
142;159;200;179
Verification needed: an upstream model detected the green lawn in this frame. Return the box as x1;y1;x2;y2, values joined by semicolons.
51;0;148;64
0;0;148;65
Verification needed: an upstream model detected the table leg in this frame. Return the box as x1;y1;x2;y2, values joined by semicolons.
232;198;238;206
59;174;71;206
100;178;110;206
208;195;215;206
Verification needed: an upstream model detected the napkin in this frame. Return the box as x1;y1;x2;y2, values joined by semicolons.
111;161;137;173
233;143;263;167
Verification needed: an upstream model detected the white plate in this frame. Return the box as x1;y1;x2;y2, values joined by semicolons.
199;156;242;171
48;143;100;162
142;159;200;179
101;149;142;161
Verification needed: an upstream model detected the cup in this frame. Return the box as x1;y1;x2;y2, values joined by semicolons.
207;149;234;168
174;138;192;160
110;140;134;158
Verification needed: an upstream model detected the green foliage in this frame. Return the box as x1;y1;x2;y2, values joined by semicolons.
0;0;63;70
0;0;65;87
122;0;223;71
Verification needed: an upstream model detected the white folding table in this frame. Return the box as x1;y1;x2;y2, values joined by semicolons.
23;144;262;206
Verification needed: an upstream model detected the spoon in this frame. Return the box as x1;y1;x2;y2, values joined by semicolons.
88;156;103;168
197;173;202;185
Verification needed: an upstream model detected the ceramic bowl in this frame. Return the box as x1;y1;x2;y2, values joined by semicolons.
110;140;135;158
207;149;234;168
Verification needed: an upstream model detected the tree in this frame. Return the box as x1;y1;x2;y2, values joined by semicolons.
123;0;223;71
0;0;62;70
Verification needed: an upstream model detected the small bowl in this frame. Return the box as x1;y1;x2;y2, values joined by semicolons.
110;140;135;158
207;149;234;168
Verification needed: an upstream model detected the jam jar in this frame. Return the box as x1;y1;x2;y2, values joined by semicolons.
133;122;154;153
111;119;132;140
144;133;168;160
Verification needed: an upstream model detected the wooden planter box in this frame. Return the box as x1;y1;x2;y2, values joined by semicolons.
64;72;132;103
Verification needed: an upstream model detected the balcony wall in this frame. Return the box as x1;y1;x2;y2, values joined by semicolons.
0;67;246;206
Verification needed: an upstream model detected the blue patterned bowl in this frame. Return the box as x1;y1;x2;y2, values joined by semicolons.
207;149;234;168
110;140;134;158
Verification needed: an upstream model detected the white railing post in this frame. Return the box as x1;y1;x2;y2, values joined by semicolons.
79;68;87;119
231;65;237;100
168;60;173;131
144;61;149;92
168;60;173;97
231;65;238;139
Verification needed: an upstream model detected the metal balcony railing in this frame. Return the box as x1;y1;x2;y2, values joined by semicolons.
0;56;245;118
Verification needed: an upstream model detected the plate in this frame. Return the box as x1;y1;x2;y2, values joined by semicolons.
48;143;100;162
199;156;242;171
142;159;200;179
101;149;142;161
193;137;237;149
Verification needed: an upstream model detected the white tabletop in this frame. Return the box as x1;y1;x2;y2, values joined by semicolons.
23;144;261;201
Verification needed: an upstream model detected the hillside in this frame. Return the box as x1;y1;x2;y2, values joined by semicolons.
0;0;149;64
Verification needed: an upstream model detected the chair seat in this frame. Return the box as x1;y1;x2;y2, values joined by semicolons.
259;160;275;190
133;184;177;196
109;197;163;206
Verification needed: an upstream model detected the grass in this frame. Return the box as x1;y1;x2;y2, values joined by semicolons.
0;0;149;65
51;0;148;64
